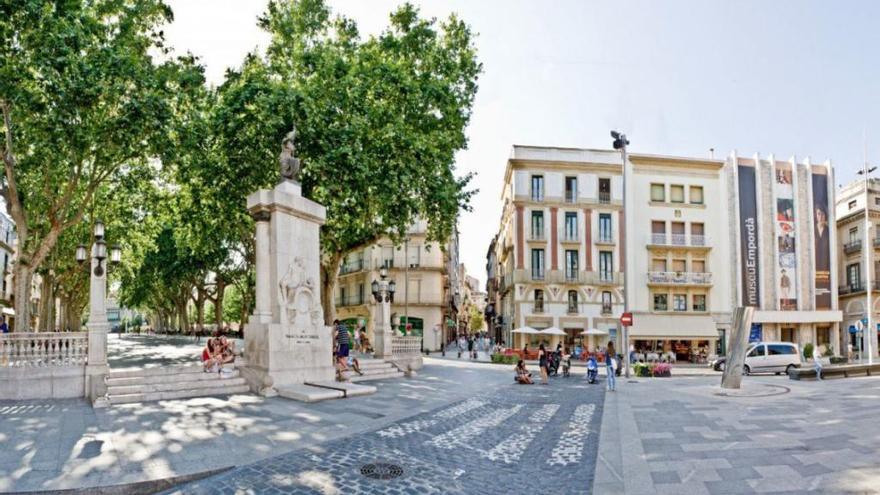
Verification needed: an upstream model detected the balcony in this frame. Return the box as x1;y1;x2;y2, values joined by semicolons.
599;191;611;204
562;232;579;243
839;281;880;295
648;233;711;249
601;305;613;315
596;234;615;245
339;259;365;275
647;271;713;286
584;271;623;286
844;240;863;255
529;230;546;241
565;191;577;203
533;302;545;313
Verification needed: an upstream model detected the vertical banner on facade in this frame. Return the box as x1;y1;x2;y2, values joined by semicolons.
774;166;798;310
812;173;831;309
738;165;760;306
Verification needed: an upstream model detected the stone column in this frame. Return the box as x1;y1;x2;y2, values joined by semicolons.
832;322;841;356
373;292;393;360
85;247;110;406
722;306;755;389
252;211;272;324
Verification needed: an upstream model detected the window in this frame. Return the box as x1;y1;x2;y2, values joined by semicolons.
849;227;859;243
602;291;612;314
847;263;861;289
690;186;704;204
565;250;578;281
691;223;705;246
652;220;666;244
358;283;365;305
767;344;796;355
531;175;544;201
531;249;545;280
565;176;577;203
671;222;685;245
670;185;685;203
673;293;687;311
747;345;766;357
567;290;578;313
849;200;857;210
531;211;544;239
382;246;394;268
599;213;612;242
672;259;686;272
652;259;667;272
693;294;706;311
650;183;665;202
534;289;544;312
653;293;668;311
564;212;578;240
407;244;421;267
339;287;347;306
876;197;880;206
599;178;611;203
692;260;706;273
599;251;613;280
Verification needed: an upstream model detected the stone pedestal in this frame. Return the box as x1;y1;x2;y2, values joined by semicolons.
86;251;109;405
373;297;393;360
242;181;335;396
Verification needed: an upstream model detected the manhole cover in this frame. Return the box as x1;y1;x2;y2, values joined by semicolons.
360;462;404;480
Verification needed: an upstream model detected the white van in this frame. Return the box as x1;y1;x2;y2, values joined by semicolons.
743;342;801;375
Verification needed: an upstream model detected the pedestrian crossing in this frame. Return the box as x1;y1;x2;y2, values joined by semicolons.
375;398;488;438
547;403;596;466
427;404;524;450
482;404;560;464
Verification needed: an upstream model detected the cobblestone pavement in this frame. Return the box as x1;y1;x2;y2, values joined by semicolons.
595;375;880;495
169;378;606;495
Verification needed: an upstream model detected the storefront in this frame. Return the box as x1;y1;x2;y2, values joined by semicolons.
628;314;720;364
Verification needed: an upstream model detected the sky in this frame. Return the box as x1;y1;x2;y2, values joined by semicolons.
163;0;880;286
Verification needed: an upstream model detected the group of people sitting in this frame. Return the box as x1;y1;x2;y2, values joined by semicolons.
201;333;236;372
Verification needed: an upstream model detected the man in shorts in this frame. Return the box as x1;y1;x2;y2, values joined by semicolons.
334;320;351;381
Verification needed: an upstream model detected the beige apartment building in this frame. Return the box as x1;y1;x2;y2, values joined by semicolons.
334;220;459;352
488;145;843;359
489;145;626;351
836;177;880;359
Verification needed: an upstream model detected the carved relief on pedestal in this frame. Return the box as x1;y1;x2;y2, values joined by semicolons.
278;257;323;328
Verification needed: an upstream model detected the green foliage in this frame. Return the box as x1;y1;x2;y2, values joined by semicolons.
491;353;519;365
803;343;814;360
468;305;485;332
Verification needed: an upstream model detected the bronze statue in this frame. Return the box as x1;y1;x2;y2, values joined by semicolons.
279;126;301;182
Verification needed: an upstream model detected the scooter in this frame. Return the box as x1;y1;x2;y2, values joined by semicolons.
586;357;598;384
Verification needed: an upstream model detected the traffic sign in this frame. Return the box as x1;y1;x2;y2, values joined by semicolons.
620;312;633;327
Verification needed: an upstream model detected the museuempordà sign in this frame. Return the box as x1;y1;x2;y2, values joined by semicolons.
738;165;761;307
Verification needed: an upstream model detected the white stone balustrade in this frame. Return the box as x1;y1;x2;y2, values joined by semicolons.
0;332;88;367
392;336;422;357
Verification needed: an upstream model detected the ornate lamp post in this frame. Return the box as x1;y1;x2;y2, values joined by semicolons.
77;220;121;405
371;266;396;359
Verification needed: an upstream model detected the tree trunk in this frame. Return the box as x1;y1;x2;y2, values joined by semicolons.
12;263;32;332
214;279;225;328
320;252;343;325
38;272;53;332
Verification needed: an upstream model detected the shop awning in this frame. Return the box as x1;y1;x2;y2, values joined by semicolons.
2;307;14;316
629;314;719;339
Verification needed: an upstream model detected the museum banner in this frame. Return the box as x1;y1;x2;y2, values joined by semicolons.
738;165;760;306
774;165;798;310
812;172;831;309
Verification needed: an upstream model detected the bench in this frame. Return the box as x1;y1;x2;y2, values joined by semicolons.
788;364;879;380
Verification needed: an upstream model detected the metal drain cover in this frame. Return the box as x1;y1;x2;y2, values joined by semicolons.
360;462;404;480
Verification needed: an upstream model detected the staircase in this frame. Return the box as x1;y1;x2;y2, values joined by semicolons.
342;356;405;382
105;365;250;405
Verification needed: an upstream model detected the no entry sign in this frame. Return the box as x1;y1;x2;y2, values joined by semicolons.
620;312;633;327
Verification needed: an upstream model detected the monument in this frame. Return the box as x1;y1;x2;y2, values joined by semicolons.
721;306;755;389
240;127;337;398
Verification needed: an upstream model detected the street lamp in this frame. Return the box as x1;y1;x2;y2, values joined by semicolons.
611;130;631;378
858;162;877;364
371;261;397;359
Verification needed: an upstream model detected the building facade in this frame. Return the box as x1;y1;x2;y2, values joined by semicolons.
489;145;626;350
488;145;843;358
334;220;458;352
835;177;879;359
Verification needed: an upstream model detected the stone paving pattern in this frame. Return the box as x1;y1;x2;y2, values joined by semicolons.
594;376;880;494
170;378;605;494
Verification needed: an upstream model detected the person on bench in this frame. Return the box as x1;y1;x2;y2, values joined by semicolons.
202;339;221;372
515;359;533;384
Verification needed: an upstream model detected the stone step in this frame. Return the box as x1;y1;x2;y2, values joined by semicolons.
347;370;405;382
106;369;240;387
108;384;251;405
342;366;396;377
108;365;206;379
107;377;247;396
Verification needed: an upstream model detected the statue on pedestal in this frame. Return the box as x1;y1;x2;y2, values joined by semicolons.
279;126;302;182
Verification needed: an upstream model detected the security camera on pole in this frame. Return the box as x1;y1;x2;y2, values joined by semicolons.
611;130;631;378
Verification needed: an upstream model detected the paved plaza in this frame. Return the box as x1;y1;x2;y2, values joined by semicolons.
4;337;880;494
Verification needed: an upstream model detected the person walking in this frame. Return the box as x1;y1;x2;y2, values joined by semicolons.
604;341;617;391
467;335;474;360
813;345;823;381
538;344;549;385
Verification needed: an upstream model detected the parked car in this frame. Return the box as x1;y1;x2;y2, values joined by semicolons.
710;342;801;375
